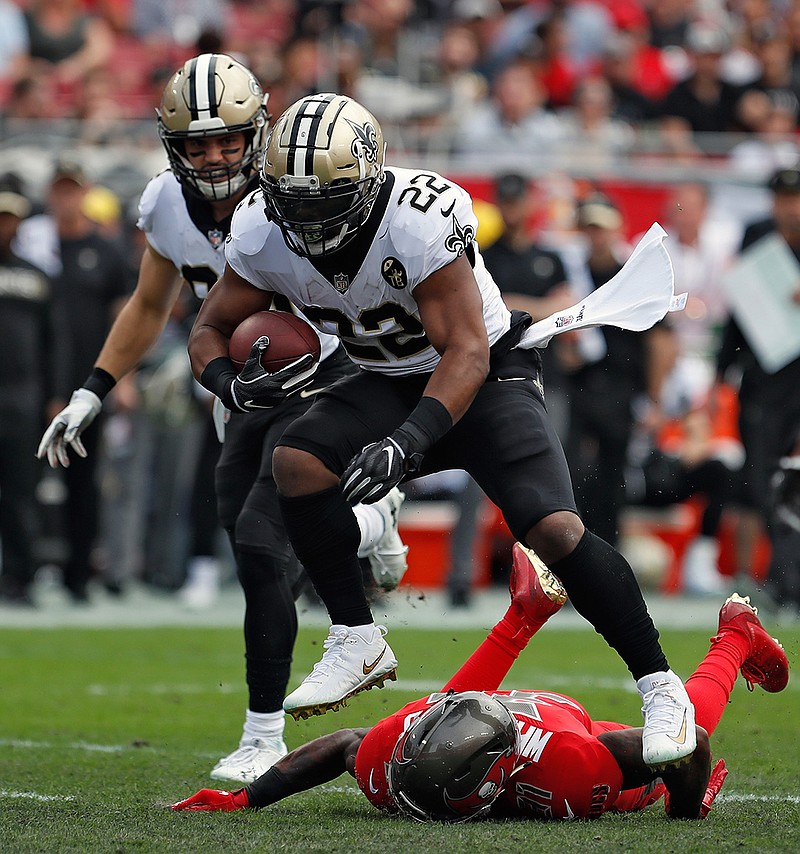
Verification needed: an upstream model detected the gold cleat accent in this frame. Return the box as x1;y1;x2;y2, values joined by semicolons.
515;543;568;605
726;592;757;614
648;752;695;773
285;669;398;721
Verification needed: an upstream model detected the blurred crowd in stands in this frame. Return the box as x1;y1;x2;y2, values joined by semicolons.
2;0;800;168
1;0;800;621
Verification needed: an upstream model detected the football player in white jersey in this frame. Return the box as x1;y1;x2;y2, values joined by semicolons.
36;59;408;785
188;92;700;772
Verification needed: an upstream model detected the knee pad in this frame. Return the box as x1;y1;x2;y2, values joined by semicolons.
236;546;290;591
215;479;241;532
234;505;291;558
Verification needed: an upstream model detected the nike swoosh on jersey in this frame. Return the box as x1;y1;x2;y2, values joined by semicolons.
299;387;326;398
362;645;387;675
368;769;379;795
440;199;456;217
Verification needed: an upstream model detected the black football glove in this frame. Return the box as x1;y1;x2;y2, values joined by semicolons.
341;431;423;505
230;336;319;412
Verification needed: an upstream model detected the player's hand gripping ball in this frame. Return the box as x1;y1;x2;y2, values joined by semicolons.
229;310;321;371
228;311;321;411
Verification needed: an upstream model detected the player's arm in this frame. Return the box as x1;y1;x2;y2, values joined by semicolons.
36;242;184;467
187;262;274;376
171;728;370;812
413;252;491;420
93;242;184;381
597;726;712;818
188;264;316;412
341;253;489;504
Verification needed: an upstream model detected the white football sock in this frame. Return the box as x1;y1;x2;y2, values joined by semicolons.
352;504;386;558
242;709;286;743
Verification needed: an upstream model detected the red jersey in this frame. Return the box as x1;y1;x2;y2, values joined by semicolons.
354;689;664;820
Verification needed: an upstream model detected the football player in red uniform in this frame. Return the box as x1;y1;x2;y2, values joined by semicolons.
172;542;788;822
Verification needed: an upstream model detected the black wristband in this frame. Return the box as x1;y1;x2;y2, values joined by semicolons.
393;396;453;458
82;367;117;401
244;766;291;809
200;356;239;410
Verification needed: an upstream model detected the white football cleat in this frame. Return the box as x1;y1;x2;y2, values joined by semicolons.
283;624;398;720
637;670;697;768
209;736;288;784
367;488;409;591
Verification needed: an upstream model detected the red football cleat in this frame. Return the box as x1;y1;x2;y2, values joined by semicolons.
509;543;568;629
715;593;789;693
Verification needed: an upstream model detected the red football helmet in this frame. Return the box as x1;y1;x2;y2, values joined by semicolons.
386;691;518;822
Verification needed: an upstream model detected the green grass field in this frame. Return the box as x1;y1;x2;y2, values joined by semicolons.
1;623;798;853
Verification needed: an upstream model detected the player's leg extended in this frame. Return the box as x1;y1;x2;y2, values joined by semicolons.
539;522;696;769
457;348;694;769
273;372;418;719
275;460;398;719
687;593;789;735
211;410;297;783
442;543;567;693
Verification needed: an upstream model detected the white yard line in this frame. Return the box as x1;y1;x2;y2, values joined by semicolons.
81;673;796;700
0;789;75;802
86;683;240;696
720;794;800;804
314;785;800;805
1;738;131;753
1;781;797;807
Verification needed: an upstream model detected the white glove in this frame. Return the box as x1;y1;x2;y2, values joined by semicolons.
37;388;103;468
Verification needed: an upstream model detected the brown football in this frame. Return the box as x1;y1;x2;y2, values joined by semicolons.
229;310;321;372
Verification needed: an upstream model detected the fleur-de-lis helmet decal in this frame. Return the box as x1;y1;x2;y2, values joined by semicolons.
345;118;379;166
261;93;386;258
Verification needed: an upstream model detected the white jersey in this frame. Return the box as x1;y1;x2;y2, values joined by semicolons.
137;170;339;361
226;167;512;376
138;170;228;299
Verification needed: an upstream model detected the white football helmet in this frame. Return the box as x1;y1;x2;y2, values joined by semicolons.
260;93;386;257
157;53;269;202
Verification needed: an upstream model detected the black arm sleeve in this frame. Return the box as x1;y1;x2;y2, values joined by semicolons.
244;729;369;809
199;356;239;410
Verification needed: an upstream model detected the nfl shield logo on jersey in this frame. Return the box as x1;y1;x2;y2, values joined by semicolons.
333;273;351;294
207;229;224;248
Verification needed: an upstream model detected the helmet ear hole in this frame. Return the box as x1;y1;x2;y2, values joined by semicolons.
387;691;518;823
